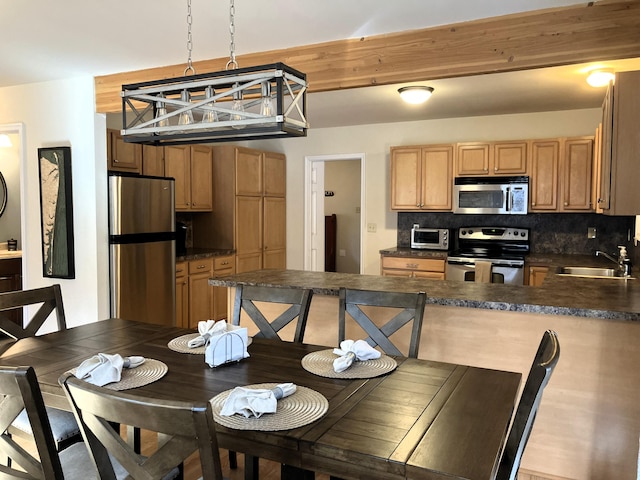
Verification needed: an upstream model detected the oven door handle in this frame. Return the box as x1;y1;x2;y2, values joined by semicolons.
446;259;476;267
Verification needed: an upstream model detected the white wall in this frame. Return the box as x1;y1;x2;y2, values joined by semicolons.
0;77;110;330
252;108;602;274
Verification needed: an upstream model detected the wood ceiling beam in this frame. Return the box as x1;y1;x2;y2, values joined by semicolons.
95;1;640;113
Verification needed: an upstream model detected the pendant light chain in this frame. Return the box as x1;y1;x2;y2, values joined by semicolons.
226;0;238;70
184;0;195;75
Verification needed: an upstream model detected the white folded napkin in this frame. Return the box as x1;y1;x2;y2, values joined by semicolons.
75;353;145;386
188;319;228;348
220;383;296;418
333;339;381;373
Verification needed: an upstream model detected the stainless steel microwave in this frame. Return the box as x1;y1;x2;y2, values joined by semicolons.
453;176;528;215
411;226;450;250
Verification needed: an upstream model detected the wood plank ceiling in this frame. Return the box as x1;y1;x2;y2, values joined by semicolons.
95;1;640;113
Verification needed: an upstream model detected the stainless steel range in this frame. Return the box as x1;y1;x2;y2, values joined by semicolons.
445;227;530;285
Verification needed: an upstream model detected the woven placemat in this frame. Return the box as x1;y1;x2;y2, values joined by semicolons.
211;383;328;431
167;333;252;354
301;349;397;379
70;359;168;391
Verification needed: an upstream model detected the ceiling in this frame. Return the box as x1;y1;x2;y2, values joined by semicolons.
2;0;638;128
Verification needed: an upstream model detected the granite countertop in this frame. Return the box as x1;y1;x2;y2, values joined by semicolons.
176;248;235;262
210;263;640;322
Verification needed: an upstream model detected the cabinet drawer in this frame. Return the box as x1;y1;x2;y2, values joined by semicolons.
214;255;234;271
175;261;188;278
188;259;212;275
381;256;445;272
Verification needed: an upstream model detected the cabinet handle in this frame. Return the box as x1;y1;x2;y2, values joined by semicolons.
197;265;206;269
406;263;418;268
114;159;119;163
532;202;536;206
564;202;568;206
494;167;498;171
176;268;184;273
221;261;228;265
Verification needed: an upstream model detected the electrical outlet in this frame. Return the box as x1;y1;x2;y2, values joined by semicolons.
588;227;597;239
367;223;377;233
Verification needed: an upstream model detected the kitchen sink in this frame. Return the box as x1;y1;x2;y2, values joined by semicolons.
556;266;631;279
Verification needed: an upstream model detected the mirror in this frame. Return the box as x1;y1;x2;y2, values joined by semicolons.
0;172;6;218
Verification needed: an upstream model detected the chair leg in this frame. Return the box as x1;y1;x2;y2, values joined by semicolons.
244;454;259;480
126;425;141;453
281;464;315;480
229;450;238;469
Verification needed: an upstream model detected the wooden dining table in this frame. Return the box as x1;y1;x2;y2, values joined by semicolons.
0;318;521;480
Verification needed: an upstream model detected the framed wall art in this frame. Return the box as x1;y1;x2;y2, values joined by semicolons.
38;146;75;279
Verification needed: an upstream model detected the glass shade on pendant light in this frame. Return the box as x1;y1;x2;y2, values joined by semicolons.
398;86;434;104
154;93;170;128
201;86;219;124
230;83;245;129
177;89;195;126
260;81;275;117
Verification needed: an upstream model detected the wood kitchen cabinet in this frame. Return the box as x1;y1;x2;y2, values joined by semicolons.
142;145;165;177
455;141;527;176
192;146;286;273
380;255;446;280
107;129;142;173
176;255;235;328
164;145;212;212
175;261;188;328
526;265;549;286
390;145;453;211
598;70;640;215
530;137;593;212
0;258;22;326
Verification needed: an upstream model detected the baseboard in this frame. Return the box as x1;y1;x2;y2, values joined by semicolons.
518;468;574;480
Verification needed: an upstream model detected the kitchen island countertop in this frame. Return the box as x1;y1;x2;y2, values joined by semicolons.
210;265;640;322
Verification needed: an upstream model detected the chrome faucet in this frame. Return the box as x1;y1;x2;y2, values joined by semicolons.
596;247;631;276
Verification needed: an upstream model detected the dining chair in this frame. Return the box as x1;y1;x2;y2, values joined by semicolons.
0;285;82;452
0;365;94;479
231;284;314;343
231;284;314;479
495;329;560;480
59;371;225;480
338;287;427;358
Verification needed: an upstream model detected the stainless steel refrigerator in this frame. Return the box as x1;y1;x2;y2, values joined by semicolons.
108;173;176;326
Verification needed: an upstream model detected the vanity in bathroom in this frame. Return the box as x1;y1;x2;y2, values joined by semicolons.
0;248;22;326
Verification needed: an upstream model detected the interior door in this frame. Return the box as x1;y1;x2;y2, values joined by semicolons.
310;162;325;271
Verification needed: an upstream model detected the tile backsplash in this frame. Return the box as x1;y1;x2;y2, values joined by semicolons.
398;212;635;256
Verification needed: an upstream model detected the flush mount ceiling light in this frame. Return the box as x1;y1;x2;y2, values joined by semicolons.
121;0;308;146
586;69;615;87
398;86;434;104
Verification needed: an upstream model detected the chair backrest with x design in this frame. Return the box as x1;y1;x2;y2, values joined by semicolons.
338;288;427;358
59;372;224;480
0;365;64;479
496;329;560;480
232;285;314;343
0;285;66;345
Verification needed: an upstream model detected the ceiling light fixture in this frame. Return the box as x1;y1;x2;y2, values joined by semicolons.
398;86;434;104
121;0;308;146
0;134;12;148
586;69;615;88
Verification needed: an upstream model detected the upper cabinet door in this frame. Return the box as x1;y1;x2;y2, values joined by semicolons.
493;142;528;175
263;152;286;197
390;147;422;210
456;143;491;176
562;138;593;211
190;145;213;211
530;140;560;211
421;145;453;211
164;145;191;211
108;129;142;173
235;147;263;196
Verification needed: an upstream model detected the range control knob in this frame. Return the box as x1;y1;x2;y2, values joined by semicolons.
521;231;526;237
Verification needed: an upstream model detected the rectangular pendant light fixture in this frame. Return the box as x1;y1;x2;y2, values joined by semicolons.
121;62;308;146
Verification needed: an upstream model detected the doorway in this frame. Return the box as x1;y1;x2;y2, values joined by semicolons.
0;124;24;253
304;154;365;273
